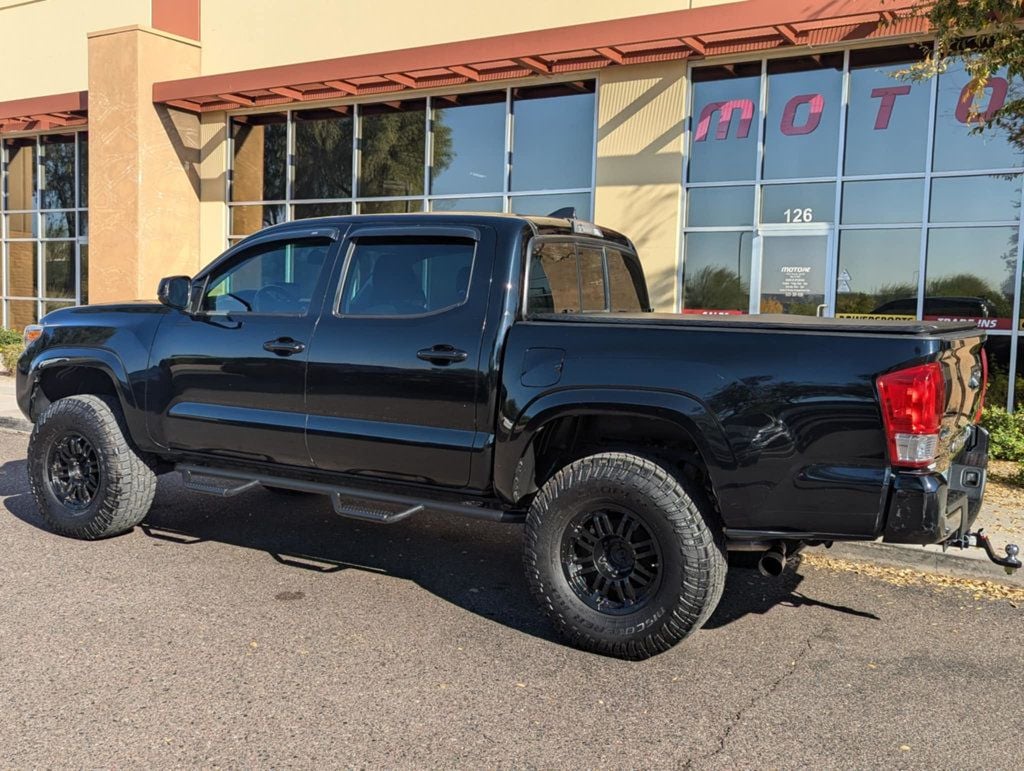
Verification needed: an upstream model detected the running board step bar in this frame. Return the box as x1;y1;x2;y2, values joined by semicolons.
177;464;522;524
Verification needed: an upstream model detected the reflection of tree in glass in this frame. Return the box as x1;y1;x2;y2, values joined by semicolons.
295;118;352;199
361;110;452;197
684;266;748;311
928;273;1012;317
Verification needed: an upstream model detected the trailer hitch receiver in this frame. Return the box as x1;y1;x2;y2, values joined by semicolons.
947;529;1021;575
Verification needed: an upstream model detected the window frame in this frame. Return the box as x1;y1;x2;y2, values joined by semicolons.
331;226;482;320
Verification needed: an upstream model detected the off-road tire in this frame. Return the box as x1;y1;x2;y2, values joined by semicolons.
523;452;727;659
28;395;157;539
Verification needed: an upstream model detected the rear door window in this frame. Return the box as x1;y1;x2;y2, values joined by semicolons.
338;236;476;316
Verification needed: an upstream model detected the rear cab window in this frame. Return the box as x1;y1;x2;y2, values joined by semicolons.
526;237;648;316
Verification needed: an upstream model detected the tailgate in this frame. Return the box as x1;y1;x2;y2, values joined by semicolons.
937;333;987;462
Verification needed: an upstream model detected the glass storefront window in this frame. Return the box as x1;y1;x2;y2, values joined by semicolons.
844;60;930;175
431;197;504;212
763;55;844;180
294;109;353;200
511;83;594;191
761;182;835;224
682;232;752;312
229;203;286;236
294;202;351;220
687;186;754;227
835;229;921;316
230;113;286;202
688;64;761;183
842;179;924;224
510;192;591;218
933;61;1023;172
2;132;87;325
926;226;1017;328
359;100;426;198
929;174;1021;223
40;134;76;210
430;92;506;195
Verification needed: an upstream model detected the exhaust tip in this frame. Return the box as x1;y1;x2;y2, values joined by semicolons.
757;550;787;577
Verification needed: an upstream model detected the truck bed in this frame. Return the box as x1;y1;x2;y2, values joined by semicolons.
531;312;978;336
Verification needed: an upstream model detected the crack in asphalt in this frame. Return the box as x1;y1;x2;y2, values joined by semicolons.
683;625;830;770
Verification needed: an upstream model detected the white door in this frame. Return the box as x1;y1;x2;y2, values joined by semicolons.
750;224;835;317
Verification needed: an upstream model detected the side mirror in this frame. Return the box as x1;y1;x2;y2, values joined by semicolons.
158;275;192;310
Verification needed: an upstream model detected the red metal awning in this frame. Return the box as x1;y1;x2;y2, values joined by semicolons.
153;0;927;113
0;91;88;133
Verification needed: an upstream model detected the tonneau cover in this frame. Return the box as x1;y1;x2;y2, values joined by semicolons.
529;312;979;336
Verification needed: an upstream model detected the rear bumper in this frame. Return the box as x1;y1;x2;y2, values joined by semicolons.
882;426;988;545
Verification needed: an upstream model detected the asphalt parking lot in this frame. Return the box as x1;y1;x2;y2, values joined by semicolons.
0;430;1020;768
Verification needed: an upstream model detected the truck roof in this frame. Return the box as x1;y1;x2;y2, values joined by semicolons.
252;212;634;249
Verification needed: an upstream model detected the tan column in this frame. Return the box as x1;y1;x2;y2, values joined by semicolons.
87;25;201;303
594;62;687;312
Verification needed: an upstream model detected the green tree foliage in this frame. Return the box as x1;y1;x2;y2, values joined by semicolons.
903;1;1024;138
683;266;748;311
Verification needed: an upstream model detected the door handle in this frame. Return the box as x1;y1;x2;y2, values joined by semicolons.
263;337;306;356
416;344;468;365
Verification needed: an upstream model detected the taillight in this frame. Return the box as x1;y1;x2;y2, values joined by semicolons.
974;348;988;423
877;362;946;469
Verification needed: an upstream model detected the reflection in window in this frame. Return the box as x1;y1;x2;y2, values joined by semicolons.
926;226;1018;325
933;61;1023;172
687;186;754;227
930;175;1021;223
4;138;36;211
606;249;646;312
512;83;595;191
230;114;287;202
511;192;591;218
230;204;287;236
682;232;752;312
340;237;475;316
359;199;423;214
7;242;38;297
844;60;930;175
430;197;503;212
294;109;353;200
763;55;843;180
40;135;76;210
528;241;578;314
842;179;923;224
760;182;835;224
294;202;351;220
43;241;76;299
688;64;761;183
431;93;506;195
835;229;921;316
359;100;426;198
578;246;605;311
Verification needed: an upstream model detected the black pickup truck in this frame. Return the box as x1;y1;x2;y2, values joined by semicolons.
16;213;1018;659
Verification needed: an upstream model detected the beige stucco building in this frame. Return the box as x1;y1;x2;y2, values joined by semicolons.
1;0;1022;407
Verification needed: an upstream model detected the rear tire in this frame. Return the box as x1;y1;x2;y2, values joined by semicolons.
28;395;157;540
523;452;726;660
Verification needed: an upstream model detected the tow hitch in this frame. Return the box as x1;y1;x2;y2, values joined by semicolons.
947;529;1022;575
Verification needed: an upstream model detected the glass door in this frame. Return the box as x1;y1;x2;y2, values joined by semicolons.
750;225;835;316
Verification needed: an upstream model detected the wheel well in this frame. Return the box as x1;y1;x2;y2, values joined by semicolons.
36;366;119;412
519;413;719;513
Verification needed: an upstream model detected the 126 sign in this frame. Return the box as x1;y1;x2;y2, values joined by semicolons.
694;78;1007;141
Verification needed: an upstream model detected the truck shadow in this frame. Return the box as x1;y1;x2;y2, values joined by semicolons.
0;460;877;649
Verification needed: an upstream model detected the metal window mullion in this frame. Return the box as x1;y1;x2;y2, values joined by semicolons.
286;108;295;220
826;49;851;317
1007;216;1024;411
915;64;940;321
353;103;361;213
588;79;599;221
748;58;769;314
424;97;433;209
678;61;696;313
503;87;513;213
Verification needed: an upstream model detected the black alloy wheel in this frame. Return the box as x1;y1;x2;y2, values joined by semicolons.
47;432;101;510
561;507;663;614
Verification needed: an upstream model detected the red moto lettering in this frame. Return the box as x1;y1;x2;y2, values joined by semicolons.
955;77;1008;123
780;93;824;136
694;99;755;141
870;86;912;129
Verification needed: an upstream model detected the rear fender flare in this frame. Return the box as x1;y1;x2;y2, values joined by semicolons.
494;387;735;506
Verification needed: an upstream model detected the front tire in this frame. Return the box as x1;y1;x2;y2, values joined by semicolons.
523;452;726;659
28;395;157;540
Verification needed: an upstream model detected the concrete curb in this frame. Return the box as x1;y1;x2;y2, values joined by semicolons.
0;415;32;434
810;540;1023;587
